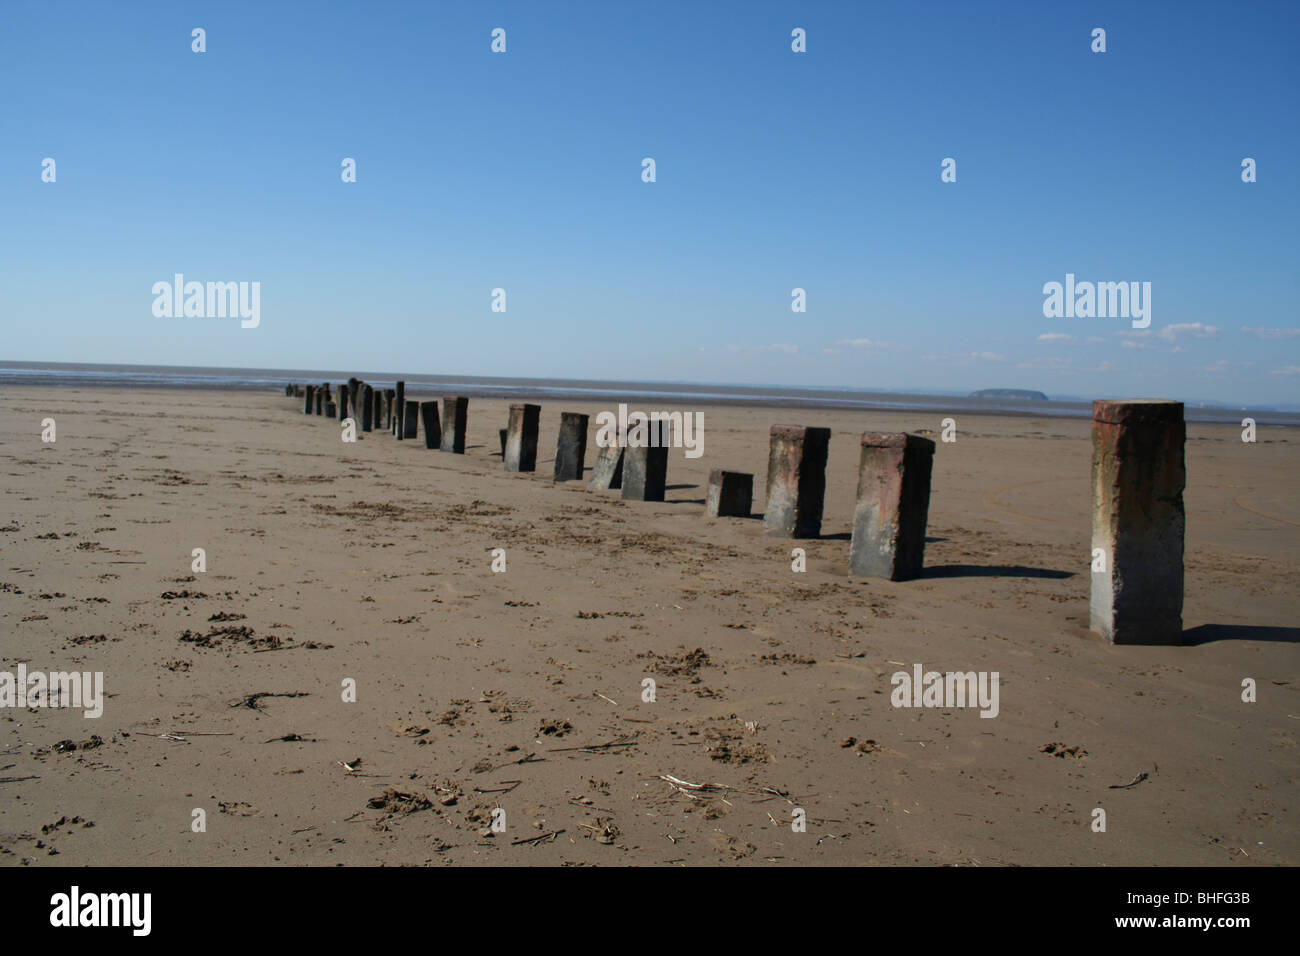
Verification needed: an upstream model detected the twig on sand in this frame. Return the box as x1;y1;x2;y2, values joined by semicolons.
1109;771;1150;789
595;693;618;707
474;780;522;794
661;774;711;790
511;829;565;846
486;752;543;773
659;774;792;804
659;774;721;800
549;734;639;753
336;759;383;777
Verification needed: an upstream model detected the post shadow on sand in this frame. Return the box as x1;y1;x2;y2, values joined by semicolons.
659;484;705;505
742;508;850;533
1181;624;1300;646
921;565;1074;579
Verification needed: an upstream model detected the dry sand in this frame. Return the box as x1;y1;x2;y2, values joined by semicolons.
0;386;1295;866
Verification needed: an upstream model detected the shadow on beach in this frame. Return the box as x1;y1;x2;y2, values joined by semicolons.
1182;624;1300;645
922;565;1074;580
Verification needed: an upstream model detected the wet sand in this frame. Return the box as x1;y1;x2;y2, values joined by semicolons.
0;386;1295;866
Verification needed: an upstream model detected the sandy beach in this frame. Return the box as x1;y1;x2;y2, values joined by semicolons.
1;386;1295;866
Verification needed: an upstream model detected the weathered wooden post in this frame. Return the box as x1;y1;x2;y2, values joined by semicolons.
706;469;753;517
622;420;668;501
361;385;374;432
588;437;624;490
394;381;406;439
848;433;935;581
763;425;830;538
338;384;350;423
421;401;442;449
1090;399;1186;645
498;428;507;457
504;403;541;472
441;397;468;454
403;400;419;440
304;386;315;414
554;412;589;482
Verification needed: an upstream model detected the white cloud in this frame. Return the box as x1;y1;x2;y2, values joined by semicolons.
1158;322;1219;343
1036;333;1075;344
922;351;1006;366
834;337;889;350
1242;326;1300;340
1269;365;1300;376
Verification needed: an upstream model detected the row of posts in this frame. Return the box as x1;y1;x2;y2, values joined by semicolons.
285;383;1186;645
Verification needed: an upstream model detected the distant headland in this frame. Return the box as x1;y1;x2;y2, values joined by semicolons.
969;388;1049;401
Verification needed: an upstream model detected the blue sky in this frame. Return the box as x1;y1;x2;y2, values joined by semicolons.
2;0;1297;405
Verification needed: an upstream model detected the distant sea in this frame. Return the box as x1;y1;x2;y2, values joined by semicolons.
2;361;1295;426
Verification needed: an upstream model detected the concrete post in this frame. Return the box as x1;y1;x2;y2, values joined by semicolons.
706;469;753;517
763;425;830;538
504;403;541;472
1090;399;1186;645
554;412;589;482
441;397;468;454
848;433;935;581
